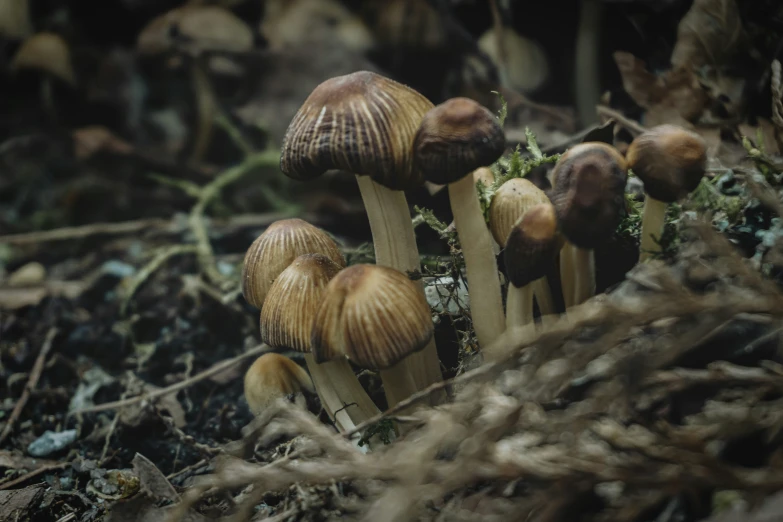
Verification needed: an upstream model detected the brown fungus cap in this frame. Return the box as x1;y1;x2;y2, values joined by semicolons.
244;353;314;415
12;32;76;86
504;203;562;288
550;142;628;249
260;253;342;352
311;264;433;370
413;97;506;185
241;219;346;309
626;124;707;203
279;71;434;190
489;177;550;247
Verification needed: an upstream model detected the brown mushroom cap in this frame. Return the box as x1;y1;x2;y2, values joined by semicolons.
412;97;506;185
549;142;628;249
260;253;342;352
11;32;75;86
626;124;707;203
279;70;434;190
137;5;254;55
311;264;433;370
489;177;550;247
241;219;346;309
504;203;562;288
244;353;314;415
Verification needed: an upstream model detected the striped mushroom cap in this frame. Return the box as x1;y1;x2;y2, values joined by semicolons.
550;142;628;249
241;219;346;309
311;264;433;370
280;70;434;190
260;253;342;352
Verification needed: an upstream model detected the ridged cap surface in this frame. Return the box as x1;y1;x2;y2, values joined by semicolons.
489;177;550;247
413;97;506;185
626;124;707;203
311;264;433;369
280;70;434;190
550;143;628;249
260;253;342;352
243;353;314;415
241;219;346;309
504;203;562;288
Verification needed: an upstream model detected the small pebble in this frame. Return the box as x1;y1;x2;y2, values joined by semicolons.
27;429;78;457
7;262;46;286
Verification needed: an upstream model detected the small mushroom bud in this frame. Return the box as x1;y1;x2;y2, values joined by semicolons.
550;142;627;308
503;203;562;328
413;97;506;352
312;264;434;407
244;353;314;416
489;178;550;247
241;218;346;309
626;124;707;261
260;253;380;436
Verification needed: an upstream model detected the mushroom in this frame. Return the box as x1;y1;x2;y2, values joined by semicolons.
489;177;556;317
137;5;254;161
626;125;707;262
550;142;628;308
412;97;506;349
260;253;380;437
280;70;442;401
311;264;434;409
504;203;562;329
477;26;548;95
241;218;346;310
11;32;76;119
244;353;314;415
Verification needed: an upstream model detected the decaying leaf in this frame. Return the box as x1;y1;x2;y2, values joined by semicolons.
105;492;209;522
704;490;783;521
132;453;180;503
71;126;134;161
118;382;187;429
0;484;45;522
0;450;58;471
614;51;708;125
671;0;745;69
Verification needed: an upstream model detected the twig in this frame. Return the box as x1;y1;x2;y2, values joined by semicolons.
157;409;223;456
120;245;198;316
167;458;209;482
0;462;69;490
597;105;647;135
71;344;270;415
0;218;170;245
0;328;58;445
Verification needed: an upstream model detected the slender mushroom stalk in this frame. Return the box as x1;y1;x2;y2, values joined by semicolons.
260;254;381;444
626;125;707;262
311;264;435;411
504;203;562;329
550;142;628;308
413;98;507;351
488;177;555;317
280;71;443;405
244;353;314;415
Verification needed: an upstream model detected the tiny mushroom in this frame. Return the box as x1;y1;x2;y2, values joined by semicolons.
550;142;628;308
260;253;380;437
311;264;434;409
489;177;556;317
241;218;346;310
244;353;314;416
11;32;76;118
626;124;707;262
280;70;442;400
503;203;562;329
413;97;506;351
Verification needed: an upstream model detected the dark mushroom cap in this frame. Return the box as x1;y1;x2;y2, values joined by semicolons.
626;124;707;203
280;70;434;190
412;97;506;185
550;142;628;249
489;177;550;247
260;253;342;352
504;203;562;288
241;218;346;309
311;264;433;370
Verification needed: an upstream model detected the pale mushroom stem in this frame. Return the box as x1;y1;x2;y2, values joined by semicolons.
559;242;577;309
505;284;534;330
354;175;443;406
572;247;595;306
448;175;506;352
639;196;667;262
531;277;555;316
303;354;380;445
